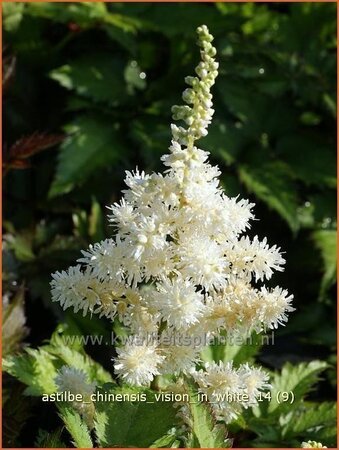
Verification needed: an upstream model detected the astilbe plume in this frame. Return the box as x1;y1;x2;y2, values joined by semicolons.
51;25;294;423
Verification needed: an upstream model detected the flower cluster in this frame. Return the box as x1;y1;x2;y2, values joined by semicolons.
51;25;294;423
192;362;270;422
55;366;96;397
171;25;218;144
55;366;96;427
301;441;327;449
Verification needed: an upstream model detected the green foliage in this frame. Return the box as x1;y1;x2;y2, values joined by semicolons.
150;431;181;448
3;326;112;396
58;404;93;448
3;380;34;447
3;3;25;32
94;385;178;447
186;380;232;448
266;361;328;415
3;348;58;396
49;55;127;104
235;361;336;448
312;229;337;298
4;232;35;262
47;327;113;384
26;2;142;33
49;115;125;196
35;428;66;448
239;161;300;233
284;402;336;439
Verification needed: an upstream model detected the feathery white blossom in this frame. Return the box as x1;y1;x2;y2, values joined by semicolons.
147;276;206;329
51;25;294;424
114;340;164;386
192;361;270;422
55;366;96;428
301;442;327;448
55;366;95;396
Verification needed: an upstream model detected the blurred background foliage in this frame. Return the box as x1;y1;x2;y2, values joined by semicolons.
2;2;337;447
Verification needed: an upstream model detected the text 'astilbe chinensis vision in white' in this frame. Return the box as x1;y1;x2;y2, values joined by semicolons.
51;25;294;423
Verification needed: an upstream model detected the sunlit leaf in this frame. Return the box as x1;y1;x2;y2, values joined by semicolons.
50;55;127;104
239;161;299;233
95;384;177;447
312;229;337;297
185;379;232;448
58;404;93;448
49;116;125;197
3;3;25;32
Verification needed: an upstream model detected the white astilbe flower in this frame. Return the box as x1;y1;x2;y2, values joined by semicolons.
301;441;327;448
171;26;218;145
192;361;244;422
192;361;270;423
148;277;206;329
51;266;102;316
107;199;136;233
258;286;295;329
220;196;255;235
226;235;285;282
50;24;294;425
193;361;242;398
78;238;124;281
114;340;164;386
55;366;96;428
159;330;202;375
237;363;271;405
123;303;160;335
176;233;229;290
55;366;95;396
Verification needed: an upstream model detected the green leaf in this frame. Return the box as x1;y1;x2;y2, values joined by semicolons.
72;210;89;239
3;348;58;396
201;119;246;166
35;428;66;448
27;2;142;33
94;385;177;447
306;425;337;447
135;4;224;37
3;3;25;32
103;11;143;34
46;331;113;384
49;116;125;197
26;2;108;27
277;135;336;188
4;233;35;262
89;197;105;242
239;160;299;233
3;380;33;447
242;7;274;35
58;403;93;448
150;431;181;448
267;361;328;415
323;92;336;118
185;379;232;448
285;402;336;436
2;286;29;357
312;229;337;297
49;55;127;104
124;60;147;93
3;327;111;395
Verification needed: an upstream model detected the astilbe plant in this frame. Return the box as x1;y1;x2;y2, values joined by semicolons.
51;25;294;425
